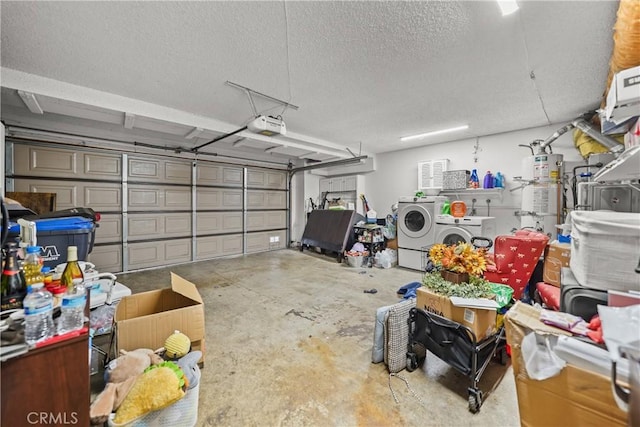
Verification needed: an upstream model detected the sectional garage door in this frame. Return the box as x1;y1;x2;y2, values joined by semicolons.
7;141;288;273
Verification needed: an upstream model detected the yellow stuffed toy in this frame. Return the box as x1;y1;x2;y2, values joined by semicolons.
112;362;186;425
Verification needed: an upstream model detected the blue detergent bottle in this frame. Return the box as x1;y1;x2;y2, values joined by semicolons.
494;172;504;188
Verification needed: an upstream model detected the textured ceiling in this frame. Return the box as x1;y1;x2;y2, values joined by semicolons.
0;1;619;163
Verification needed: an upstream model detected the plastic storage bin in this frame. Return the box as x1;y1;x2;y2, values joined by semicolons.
8;216;97;268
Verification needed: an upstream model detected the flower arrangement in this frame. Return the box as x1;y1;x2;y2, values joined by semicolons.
428;242;490;277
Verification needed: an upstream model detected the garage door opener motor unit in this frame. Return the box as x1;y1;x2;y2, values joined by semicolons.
247;115;287;137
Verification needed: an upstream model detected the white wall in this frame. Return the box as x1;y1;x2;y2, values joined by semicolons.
365;123;586;236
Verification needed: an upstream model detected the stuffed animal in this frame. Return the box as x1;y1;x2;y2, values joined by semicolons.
89;348;162;425
163;330;191;359
112;361;186;425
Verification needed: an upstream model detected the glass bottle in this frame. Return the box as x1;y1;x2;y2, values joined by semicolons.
23;245;44;286
1;243;28;310
60;246;84;293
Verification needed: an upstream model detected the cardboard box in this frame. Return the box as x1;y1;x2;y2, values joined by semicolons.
416;287;496;341
114;272;205;363
542;241;571;287
504;302;628;426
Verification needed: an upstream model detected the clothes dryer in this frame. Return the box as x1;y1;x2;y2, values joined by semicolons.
434;215;497;246
397;196;446;270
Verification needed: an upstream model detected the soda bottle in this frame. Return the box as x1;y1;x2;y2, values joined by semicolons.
23;245;44;286
60;246;84;292
23;282;55;345
1;242;27;310
58;278;86;334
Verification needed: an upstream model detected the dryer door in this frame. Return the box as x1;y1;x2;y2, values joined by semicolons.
436;226;474;245
398;203;434;239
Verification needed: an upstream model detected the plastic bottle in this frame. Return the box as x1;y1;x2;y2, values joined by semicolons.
483;171;494;189
23;245;44;286
61;246;84;292
469;169;480;188
23;282;55;345
1;242;27;310
58;278;86;334
441;200;451;215
494;172;505;188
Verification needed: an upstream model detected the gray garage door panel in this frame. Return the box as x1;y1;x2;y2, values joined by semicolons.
246;190;286;209
127;185;191;211
246;211;286;231
88;244;123;274
95;214;122;243
12;179;122;211
246;168;286;189
127;238;192;270
196;188;243;210
13;144;121;180
196;163;243;187
246;230;286;253
195;234;243;259
127;212;191;240
128;156;191;184
196;212;243;234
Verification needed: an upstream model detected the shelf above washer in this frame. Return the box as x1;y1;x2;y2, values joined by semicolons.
439;188;504;201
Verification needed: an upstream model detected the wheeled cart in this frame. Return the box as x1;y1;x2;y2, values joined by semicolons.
405;307;507;413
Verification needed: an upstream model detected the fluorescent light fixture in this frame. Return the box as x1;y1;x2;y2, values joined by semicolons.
17;90;44;114
124;112;136;129
400;125;469;142
497;0;519;16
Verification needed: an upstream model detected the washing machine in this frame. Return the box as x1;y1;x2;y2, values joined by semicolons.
397;196;447;270
434;215;497;246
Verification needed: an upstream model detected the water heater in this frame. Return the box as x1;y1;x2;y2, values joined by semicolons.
520;153;563;237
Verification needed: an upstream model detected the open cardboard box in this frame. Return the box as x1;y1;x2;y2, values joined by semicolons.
504;302;628;426
416;287;496;341
114;272;206;365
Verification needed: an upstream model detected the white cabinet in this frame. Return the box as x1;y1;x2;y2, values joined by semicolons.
319;178;331;193
320;176;358;193
343;176;357;191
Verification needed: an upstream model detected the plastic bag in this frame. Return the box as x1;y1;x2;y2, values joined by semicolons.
378;249;391;268
521;332;566;380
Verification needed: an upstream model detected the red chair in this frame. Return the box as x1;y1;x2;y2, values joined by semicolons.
536;281;560;310
483;230;550;301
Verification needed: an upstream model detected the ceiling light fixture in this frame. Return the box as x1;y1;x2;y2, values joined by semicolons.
17;90;44;114
400;125;469;142
497;0;519;16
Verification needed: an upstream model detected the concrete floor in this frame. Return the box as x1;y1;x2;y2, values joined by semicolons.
94;248;521;426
